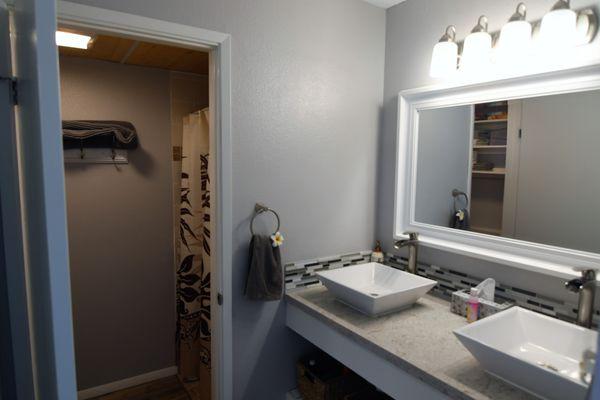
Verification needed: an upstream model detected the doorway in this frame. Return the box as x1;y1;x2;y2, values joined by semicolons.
58;31;210;399
56;2;233;399
0;1;231;397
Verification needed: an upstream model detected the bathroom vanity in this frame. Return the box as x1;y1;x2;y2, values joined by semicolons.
286;287;534;400
285;65;600;400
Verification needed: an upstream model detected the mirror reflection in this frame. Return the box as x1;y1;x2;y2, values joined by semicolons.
415;89;600;254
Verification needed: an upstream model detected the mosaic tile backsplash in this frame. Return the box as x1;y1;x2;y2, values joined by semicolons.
284;251;372;291
284;251;599;327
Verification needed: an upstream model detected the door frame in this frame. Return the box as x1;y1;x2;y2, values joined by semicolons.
0;3;36;399
56;2;233;398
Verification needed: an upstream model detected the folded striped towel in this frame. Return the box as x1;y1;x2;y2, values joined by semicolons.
62;120;138;149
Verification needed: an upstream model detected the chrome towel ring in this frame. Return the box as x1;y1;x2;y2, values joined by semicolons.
250;203;280;236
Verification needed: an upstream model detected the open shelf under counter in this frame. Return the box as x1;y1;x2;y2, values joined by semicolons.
286;287;534;400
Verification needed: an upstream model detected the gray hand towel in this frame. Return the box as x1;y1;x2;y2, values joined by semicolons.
451;208;470;230
245;235;283;301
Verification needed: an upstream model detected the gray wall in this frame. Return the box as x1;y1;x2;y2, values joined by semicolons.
64;0;386;398
61;57;176;390
515;90;600;253
379;0;600;306
415;106;471;227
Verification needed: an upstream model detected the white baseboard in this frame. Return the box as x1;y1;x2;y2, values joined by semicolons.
77;366;178;399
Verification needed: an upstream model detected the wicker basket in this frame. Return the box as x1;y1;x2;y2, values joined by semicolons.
297;354;365;400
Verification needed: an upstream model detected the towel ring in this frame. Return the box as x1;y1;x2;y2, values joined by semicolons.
250;203;280;236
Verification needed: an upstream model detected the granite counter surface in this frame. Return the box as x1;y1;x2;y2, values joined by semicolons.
287;286;538;400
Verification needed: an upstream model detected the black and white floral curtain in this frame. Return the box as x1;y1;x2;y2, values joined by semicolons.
177;108;211;398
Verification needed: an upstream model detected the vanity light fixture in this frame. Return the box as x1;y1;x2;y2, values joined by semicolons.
460;16;492;73
55;31;93;49
428;3;597;80
497;3;532;62
429;26;458;78
539;0;577;49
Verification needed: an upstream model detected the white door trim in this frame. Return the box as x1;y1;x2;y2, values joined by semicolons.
0;2;35;398
56;2;233;399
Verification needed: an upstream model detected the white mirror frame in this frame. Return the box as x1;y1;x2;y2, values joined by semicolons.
394;64;600;279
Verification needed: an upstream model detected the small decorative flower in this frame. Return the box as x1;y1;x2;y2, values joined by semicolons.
271;231;284;247
456;210;465;221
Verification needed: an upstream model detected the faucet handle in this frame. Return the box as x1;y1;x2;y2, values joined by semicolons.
566;269;598;292
566;278;584;292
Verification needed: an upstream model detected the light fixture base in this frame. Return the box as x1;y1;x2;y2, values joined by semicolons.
438;25;456;42
551;0;571;12
577;9;598;45
508;3;527;22
471;15;489;34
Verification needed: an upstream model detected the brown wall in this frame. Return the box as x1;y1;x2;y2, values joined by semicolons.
61;56;176;390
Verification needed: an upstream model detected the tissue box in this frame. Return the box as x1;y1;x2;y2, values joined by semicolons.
450;289;513;319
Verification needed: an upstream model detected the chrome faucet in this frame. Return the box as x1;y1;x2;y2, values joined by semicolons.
565;269;597;328
394;232;419;274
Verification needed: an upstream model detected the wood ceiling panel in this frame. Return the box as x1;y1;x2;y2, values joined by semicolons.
59;35;135;63
169;51;210;75
58;34;209;75
125;42;209;75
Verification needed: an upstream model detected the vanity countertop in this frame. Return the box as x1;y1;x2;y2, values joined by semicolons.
287;287;538;400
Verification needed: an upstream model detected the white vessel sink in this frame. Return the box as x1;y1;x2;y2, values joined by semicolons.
316;262;436;316
454;306;598;400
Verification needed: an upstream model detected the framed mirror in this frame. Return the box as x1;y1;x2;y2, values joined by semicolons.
394;65;600;278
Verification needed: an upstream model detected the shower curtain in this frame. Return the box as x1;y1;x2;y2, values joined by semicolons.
177;108;211;398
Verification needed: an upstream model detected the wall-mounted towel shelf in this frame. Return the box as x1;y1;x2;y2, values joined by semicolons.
63;148;128;164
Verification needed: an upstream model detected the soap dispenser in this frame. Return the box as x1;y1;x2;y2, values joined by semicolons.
372;241;384;263
466;287;481;323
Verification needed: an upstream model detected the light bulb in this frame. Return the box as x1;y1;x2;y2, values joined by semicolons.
499;21;532;50
497;4;532;65
430;41;458;78
460;16;492;73
429;26;458;78
56;31;93;49
540;1;577;49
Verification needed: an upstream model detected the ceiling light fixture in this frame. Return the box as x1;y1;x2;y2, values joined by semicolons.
429;25;458;78
55;31;93;49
